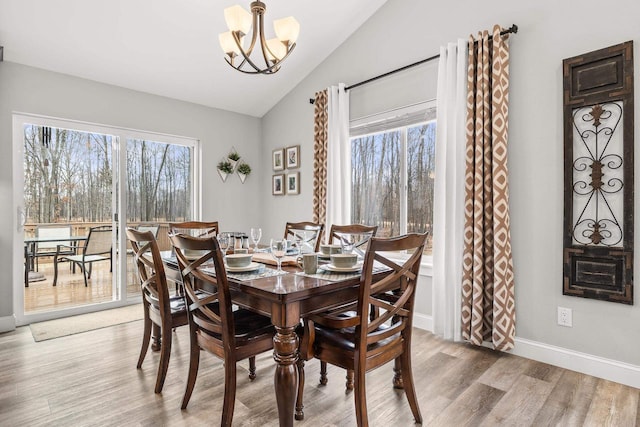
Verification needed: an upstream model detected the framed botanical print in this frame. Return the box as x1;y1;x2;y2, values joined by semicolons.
272;174;285;195
286;145;300;169
287;172;299;195
273;148;284;171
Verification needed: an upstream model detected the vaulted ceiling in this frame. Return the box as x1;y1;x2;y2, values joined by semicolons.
0;0;388;117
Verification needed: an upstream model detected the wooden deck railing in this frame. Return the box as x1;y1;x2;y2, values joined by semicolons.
25;222;173;252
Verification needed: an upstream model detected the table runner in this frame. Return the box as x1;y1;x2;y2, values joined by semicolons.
202;264;288;281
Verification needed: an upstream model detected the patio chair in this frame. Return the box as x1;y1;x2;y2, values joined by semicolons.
53;225;113;287
32;225;76;271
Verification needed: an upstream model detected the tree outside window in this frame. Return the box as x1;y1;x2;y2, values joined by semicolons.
350;118;435;255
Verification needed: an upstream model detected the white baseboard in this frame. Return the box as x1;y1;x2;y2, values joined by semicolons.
512;337;640;389
0;314;16;333
413;318;640;389
413;313;433;332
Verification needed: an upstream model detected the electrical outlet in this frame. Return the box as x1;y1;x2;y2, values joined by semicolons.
557;307;572;327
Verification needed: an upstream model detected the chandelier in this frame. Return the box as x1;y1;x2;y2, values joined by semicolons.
218;1;300;75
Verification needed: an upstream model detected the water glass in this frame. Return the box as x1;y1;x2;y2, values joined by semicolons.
218;232;230;258
250;227;262;251
338;233;357;254
270;238;287;272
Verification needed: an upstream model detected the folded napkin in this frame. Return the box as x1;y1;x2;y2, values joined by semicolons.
252;251;299;267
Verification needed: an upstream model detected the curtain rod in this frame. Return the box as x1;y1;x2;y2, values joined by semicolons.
309;24;518;105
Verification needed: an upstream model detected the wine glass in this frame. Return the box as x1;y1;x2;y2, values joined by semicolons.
250;227;262;251
270;238;287;272
218;232;230;259
339;233;357;254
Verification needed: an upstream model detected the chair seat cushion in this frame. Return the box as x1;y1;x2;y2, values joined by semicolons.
64;254;110;263
169;295;186;314
314;318;397;353
198;304;274;340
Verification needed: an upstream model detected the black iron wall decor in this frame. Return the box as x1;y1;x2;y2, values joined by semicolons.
563;41;634;304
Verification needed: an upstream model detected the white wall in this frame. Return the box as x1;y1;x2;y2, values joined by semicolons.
261;0;640;373
0;62;262;325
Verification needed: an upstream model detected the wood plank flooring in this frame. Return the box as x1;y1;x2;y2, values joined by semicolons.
0;323;638;426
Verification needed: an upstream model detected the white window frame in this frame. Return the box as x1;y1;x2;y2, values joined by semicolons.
349;100;436;271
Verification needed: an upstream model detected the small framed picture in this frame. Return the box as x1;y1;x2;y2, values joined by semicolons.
272;174;285;195
286;145;300;169
273;148;284;171
287;172;300;195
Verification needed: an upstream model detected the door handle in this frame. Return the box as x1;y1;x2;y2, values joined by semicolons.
17;206;25;232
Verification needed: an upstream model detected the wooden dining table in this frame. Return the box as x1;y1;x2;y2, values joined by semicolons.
162;251;385;427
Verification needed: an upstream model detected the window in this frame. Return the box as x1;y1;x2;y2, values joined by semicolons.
350;101;436;255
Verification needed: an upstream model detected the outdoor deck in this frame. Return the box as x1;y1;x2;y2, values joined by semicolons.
24;257;141;313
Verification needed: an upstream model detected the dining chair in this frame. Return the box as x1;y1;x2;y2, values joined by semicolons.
321;223;379;390
168;221;219;292
53;225;112;287
170;233;274;426
137;223;160;238
284;221;324;253
168;221;218;238
126;227;188;394
296;232;428;426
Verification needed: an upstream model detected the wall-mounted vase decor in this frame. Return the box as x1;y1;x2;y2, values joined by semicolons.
237;162;251;184
217;159;233;182
227;147;241;172
563;41;634;304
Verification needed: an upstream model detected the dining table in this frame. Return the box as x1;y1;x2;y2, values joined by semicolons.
162;249;389;427
24;235;87;287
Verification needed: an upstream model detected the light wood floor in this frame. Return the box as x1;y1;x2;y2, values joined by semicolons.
24;258;140;313
0;323;638;426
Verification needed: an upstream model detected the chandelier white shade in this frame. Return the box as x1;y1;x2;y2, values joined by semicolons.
219;1;300;74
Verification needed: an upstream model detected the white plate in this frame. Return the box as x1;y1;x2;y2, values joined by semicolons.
226;262;262;273
320;263;362;273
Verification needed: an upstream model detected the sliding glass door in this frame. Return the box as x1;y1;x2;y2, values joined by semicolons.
13;114;199;325
125;137;195;270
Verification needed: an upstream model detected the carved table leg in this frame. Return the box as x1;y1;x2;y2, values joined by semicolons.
274;326;299;427
393;357;404;389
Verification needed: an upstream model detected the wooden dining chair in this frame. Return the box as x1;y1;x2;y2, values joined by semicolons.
321;223;379;390
170;233;274;426
328;224;378;253
53;225;112;287
168;221;219;292
296;232;428;426
168;221;219;238
126;227;188;394
284;221;324;253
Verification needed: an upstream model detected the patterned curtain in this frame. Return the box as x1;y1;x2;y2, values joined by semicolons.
461;25;515;351
312;89;328;225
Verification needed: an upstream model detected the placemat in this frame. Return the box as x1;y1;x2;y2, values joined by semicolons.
295;264;390;282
